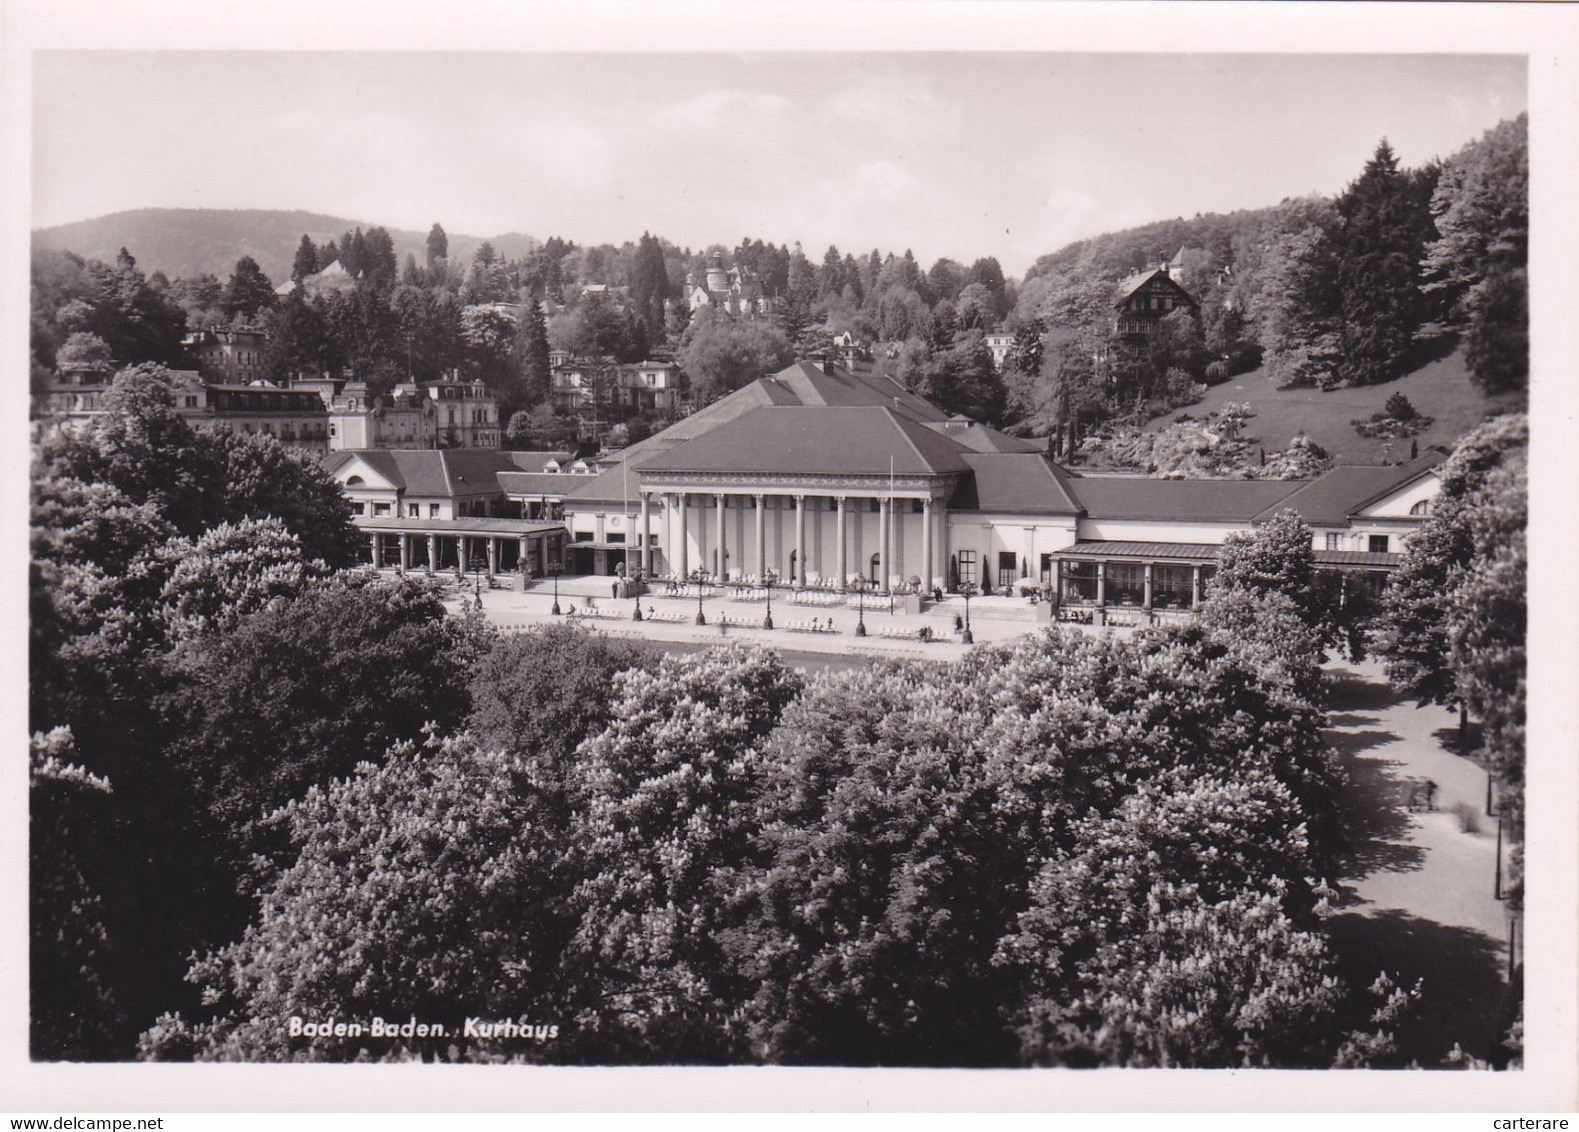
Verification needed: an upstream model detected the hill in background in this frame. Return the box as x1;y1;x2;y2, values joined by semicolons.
31;208;539;284
1143;346;1525;466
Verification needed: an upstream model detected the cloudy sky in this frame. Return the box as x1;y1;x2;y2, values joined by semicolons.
32;52;1525;276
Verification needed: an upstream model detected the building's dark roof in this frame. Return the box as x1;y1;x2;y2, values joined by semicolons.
638;406;972;477
1115;267;1197;306
498;472;579;496
1314;549;1405;569
1058;540;1220;562
950;454;1082;514
325;449;523;497
1256;452;1447;525
1065;476;1304;522
1055;541;1404;570
611;360;949;477
922;420;1043;454
353;516;563;536
504;449;574;471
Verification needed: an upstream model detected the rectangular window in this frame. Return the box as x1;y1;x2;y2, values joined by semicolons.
957;549;977;587
373;503;391;516
1369;534;1390;554
998;551;1018;590
1325;533;1342;550
429;504;440;518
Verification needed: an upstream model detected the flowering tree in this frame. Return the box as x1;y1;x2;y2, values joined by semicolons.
559;645;803;1063
154;735;562;1062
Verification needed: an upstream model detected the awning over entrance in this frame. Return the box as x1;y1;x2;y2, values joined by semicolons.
1056;540;1218;565
1056;539;1404;572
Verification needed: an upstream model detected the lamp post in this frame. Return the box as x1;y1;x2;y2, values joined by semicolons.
761;568;778;629
961;582;977;645
550;558;562;616
631;566;644;621
692;568;707;626
854;574;869;637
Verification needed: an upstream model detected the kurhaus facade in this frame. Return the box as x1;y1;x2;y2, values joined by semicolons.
508;360;1445;607
322;358;1444;621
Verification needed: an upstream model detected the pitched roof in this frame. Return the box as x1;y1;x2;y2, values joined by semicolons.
949;454;1082;514
1115;267;1197;306
611;359;947;476
504;449;574;471
324;449;524;497
637;405;972;477
1066;475;1305;522
921;420;1043;454
1255;452;1447;525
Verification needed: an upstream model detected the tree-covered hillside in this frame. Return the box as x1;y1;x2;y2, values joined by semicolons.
32;208;539;288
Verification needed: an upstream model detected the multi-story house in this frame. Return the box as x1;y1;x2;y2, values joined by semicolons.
1112;262;1199;340
184;326;271;384
428;373;500;449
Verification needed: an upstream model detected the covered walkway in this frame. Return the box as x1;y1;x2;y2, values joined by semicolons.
1050;539;1405;628
353;516;567;580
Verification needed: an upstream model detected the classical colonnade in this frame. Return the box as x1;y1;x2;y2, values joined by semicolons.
366;528;563;580
637;489;944;594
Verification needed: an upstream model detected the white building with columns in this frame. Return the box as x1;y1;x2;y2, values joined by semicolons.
320;357;1445;620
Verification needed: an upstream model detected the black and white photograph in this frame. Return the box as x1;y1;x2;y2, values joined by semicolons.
5;0;1577;1117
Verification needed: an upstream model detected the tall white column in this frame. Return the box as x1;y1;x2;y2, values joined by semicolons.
486;537;498;578
639;492;652;574
672;489;685;574
836;496;847;591
879;498;891;593
794;495;806;589
427;533;438;577
716;493;727;579
398;534;410;575
755;493;766;579
921;498;933;590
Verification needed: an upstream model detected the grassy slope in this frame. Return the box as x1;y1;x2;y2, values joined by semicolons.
1146;347;1525;465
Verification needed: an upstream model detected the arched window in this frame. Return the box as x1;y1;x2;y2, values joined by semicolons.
1410;499;1432;516
345;475;365;487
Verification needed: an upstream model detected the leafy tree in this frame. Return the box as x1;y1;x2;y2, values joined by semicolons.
221;256;278;321
361;227;399;293
290;235;319;285
1213;509;1320;629
1332;141;1437;386
999;773;1340;1067
460;304;521;400
153;518;325;644
31;727;121;1060
678;306;793;404
162;735;562;1062
54;331;116;380
426;222;449;272
155;574;485;857
743;661;1017;1066
77;250;190;367
467;623;658;824
1462;267;1528;397
260;289;328;381
559;646;803;1063
515;296;552;405
513;402;574;449
1421;115;1527;395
